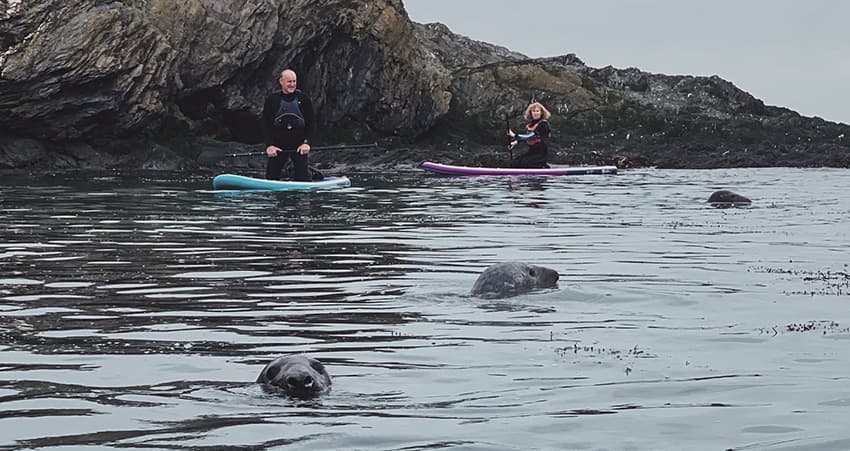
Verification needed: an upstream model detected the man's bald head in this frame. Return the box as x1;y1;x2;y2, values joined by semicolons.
279;69;297;94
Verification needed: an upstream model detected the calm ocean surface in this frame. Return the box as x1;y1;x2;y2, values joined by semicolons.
1;167;849;450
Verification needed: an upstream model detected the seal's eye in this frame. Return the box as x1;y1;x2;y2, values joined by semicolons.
310;360;327;375
266;365;280;379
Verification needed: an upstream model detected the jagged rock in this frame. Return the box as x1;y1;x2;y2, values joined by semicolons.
1;1;177;141
412;22;527;70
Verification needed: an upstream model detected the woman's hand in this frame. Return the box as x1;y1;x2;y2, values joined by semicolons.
507;129;516;138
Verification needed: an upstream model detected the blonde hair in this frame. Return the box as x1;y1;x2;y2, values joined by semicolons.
524;102;551;121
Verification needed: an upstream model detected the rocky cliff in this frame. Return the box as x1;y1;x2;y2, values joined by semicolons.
1;0;848;171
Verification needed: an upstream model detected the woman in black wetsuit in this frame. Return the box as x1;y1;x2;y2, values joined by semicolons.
507;102;552;168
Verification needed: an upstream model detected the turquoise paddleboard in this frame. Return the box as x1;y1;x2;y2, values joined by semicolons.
212;174;351;191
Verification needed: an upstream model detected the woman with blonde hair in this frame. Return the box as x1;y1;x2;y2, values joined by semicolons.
507;102;552;168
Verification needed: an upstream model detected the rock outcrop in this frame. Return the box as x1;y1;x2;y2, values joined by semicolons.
1;0;450;169
1;1;848;171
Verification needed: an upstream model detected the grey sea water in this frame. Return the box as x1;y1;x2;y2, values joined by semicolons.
1;167;848;450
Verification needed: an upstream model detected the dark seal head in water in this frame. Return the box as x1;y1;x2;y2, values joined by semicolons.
256;355;332;398
708;190;751;208
470;261;559;299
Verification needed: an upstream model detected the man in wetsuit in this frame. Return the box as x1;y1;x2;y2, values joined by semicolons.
261;69;315;181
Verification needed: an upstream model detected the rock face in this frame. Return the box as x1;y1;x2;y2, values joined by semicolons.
412;22;527;71
1;1;849;170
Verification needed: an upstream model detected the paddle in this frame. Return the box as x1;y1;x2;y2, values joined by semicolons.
504;114;514;162
198;142;378;164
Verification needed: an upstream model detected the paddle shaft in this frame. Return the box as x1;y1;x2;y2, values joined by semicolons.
211;142;378;159
505;115;513;161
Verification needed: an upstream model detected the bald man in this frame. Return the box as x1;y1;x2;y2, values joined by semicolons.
261;69;316;181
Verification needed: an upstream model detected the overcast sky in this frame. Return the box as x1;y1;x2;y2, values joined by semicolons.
403;0;849;125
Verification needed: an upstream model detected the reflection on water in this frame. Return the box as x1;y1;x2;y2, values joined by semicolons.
1;168;850;449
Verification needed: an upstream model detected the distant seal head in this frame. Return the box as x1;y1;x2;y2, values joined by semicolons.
256;355;332;398
470;261;559;299
708;190;751;208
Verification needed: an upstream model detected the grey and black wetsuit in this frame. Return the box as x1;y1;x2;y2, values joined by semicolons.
261;89;315;181
511;119;551;169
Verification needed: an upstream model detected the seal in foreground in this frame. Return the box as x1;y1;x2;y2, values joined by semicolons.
256;355;332;398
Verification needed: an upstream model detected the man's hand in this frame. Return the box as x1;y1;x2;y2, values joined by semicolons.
266;145;282;156
297;143;311;155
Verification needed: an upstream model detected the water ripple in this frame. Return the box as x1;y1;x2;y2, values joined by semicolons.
1;169;849;449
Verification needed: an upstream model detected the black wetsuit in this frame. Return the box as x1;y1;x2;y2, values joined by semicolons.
511;119;551;168
261;89;315;181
